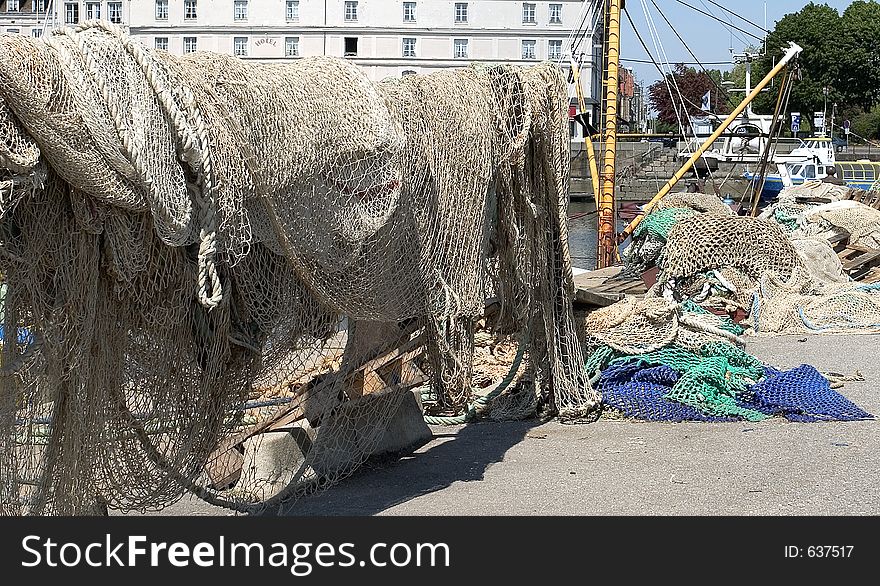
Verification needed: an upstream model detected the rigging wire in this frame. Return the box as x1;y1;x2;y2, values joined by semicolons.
635;0;722;191
704;0;768;33
629;2;685;137
674;0;764;43
698;0;751;47
571;0;606;60
621;58;730;65
567;0;593;58
649;0;737;110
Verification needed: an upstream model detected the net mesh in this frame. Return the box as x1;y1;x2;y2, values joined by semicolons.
0;23;596;515
623;185;880;335
586;298;873;423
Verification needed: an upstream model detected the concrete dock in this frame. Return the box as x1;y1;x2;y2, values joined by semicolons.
150;333;880;516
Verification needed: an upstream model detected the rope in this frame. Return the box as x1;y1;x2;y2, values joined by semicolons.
59;21;224;310
424;337;526;425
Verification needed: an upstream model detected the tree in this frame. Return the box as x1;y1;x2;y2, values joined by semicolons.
757;2;844;116
839;1;880;111
647;64;730;130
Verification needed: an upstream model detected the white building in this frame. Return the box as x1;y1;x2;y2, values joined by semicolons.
0;1;604;134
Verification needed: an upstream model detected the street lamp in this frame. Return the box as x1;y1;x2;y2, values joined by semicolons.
822;86;829;136
831;102;837;140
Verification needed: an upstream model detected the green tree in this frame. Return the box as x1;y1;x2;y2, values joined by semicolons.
839;1;880;110
758;2;844;116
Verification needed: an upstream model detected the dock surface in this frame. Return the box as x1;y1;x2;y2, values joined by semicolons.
147;333;880;516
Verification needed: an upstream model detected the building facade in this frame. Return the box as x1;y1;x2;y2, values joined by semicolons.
0;1;605;134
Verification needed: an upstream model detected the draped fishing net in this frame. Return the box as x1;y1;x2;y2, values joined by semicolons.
757;180;852;233
0;23;596;515
794;200;880;249
585;297;873;422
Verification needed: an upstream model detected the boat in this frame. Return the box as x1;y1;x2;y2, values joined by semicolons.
744;157;880;200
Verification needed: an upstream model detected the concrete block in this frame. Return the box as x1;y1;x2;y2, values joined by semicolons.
237;389;431;501
309;388;432;478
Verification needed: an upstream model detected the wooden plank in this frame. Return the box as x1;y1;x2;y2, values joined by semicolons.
574;287;622;307
843;254;880;272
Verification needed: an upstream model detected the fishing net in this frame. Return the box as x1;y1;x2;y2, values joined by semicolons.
622;192;732;274
757;180;851;233
586;297;873;422
746;270;880;334
793;200;880;249
619;189;880;335
0;23;596;515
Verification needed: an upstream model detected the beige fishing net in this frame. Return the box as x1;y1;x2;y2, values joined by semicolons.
624;184;880;336
0;23;596;515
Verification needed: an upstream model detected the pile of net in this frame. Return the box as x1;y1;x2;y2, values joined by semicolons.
621;192;732;274
622;185;880;334
0;23;597;515
584;297;873;422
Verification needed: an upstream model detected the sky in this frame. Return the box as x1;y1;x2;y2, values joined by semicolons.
616;0;856;86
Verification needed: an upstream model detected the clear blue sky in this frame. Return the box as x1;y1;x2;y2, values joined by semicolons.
619;0;856;86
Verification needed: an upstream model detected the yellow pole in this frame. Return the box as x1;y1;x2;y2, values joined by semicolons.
571;58;601;202
597;0;621;269
617;42;803;244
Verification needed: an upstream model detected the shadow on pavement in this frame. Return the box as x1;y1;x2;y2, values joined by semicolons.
271;419;538;516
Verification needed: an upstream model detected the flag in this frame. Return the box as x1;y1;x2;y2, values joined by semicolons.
700;90;711;112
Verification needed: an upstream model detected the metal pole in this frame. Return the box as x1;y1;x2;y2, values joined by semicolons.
750;67;790;217
596;0;621;269
618;42;803;243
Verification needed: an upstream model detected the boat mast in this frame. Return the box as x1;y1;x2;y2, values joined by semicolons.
596;0;622;269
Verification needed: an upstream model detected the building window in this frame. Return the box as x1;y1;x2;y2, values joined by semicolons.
64;2;78;24
234;0;248;21
286;0;299;21
522;3;536;24
6;28;19;33
344;37;358;56
345;1;358;22
548;39;562;60
184;0;197;20
549;3;562;24
7;0;19;12
454;2;467;23
37;0;48;12
31;28;43;37
234;37;248;57
454;38;468;59
522;39;536;60
184;36;197;53
285;36;299;57
402;69;417;76
155;0;168;20
402;37;416;58
107;2;122;23
403;1;415;22
86;1;100;19
155;37;168;50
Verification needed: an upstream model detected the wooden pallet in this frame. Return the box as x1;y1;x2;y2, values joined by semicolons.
203;325;427;490
838;243;880;283
843;188;880;209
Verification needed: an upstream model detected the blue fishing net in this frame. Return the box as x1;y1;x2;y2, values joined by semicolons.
750;365;873;422
595;346;874;423
599;362;736;422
